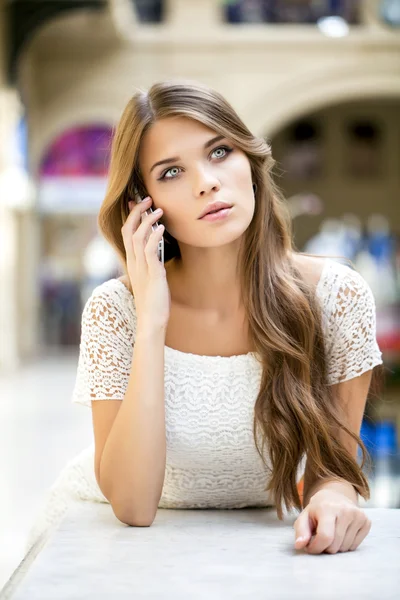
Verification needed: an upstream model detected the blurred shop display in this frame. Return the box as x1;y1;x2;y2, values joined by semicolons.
223;0;360;24
39;219;87;347
360;418;400;508
37;124;116;349
40;275;82;347
281;119;324;180
82;234;121;306
345;120;383;178
38;125;113;214
286;192;324;219
356;215;398;307
380;0;400;27
303;215;363;263
279;115;384;182
39;225;121;348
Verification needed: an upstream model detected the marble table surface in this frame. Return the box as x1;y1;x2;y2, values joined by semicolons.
2;503;400;599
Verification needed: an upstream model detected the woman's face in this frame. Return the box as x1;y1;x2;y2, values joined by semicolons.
138;116;255;248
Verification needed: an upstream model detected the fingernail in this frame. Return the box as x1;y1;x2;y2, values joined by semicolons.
295;537;304;543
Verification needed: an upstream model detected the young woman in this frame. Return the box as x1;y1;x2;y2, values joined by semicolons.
27;80;383;556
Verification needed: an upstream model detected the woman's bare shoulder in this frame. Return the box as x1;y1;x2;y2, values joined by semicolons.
291;252;327;291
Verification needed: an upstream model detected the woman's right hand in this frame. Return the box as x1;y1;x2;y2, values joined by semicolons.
121;196;171;333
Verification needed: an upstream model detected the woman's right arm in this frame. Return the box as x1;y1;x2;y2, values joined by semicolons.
95;325;167;527
92;196;171;527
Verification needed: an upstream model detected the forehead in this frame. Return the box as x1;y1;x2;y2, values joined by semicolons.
139;116;219;168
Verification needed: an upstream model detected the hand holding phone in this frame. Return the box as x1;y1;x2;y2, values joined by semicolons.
121;195;171;332
135;190;164;264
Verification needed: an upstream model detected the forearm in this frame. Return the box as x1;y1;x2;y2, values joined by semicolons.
99;327;167;524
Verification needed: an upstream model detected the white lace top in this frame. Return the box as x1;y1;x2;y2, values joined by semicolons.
71;258;383;509
25;258;384;551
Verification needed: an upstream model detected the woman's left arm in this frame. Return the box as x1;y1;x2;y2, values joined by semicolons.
293;369;373;554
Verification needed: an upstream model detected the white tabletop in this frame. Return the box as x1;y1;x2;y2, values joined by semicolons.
3;503;400;599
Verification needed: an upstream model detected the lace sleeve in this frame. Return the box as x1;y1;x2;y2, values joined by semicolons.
325;266;383;385
71;284;135;407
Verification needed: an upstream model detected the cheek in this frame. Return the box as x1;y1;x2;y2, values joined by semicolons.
155;190;189;234
226;157;255;219
227;154;252;188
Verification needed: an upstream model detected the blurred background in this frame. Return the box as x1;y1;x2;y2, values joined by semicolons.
1;0;400;588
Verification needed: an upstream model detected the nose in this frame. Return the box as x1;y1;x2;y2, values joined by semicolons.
193;166;221;197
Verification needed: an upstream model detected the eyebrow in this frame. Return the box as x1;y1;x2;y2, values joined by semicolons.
149;135;226;174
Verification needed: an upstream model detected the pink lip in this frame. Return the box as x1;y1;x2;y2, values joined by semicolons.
199;207;232;222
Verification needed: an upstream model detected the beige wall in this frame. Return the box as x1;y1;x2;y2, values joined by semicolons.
6;0;400;361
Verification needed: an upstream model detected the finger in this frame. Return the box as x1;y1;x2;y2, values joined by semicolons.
132;208;163;271
136;207;163;238
142;209;163;245
348;517;371;552
305;509;336;555
338;511;369;553
145;224;165;273
294;510;313;549
324;513;354;554
126;196;152;230
336;520;362;553
121;197;152;264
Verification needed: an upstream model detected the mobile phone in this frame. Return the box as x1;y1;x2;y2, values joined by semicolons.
134;188;164;264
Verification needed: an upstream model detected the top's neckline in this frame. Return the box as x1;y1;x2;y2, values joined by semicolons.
110;258;332;362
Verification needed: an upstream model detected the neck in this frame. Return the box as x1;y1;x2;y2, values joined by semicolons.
167;243;243;316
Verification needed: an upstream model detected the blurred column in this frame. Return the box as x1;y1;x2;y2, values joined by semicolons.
16;207;40;360
165;0;221;27
361;0;383;27
0;2;19;370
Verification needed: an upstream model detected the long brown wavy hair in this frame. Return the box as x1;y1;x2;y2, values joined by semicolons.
98;80;383;519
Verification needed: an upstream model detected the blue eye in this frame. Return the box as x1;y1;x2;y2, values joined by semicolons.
162;166;181;180
210;145;233;160
211;147;228;159
159;145;233;181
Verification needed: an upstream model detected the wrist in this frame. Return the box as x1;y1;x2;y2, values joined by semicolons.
135;323;167;343
136;325;167;341
308;479;359;506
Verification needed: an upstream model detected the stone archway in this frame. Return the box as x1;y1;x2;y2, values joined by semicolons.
247;65;400;138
